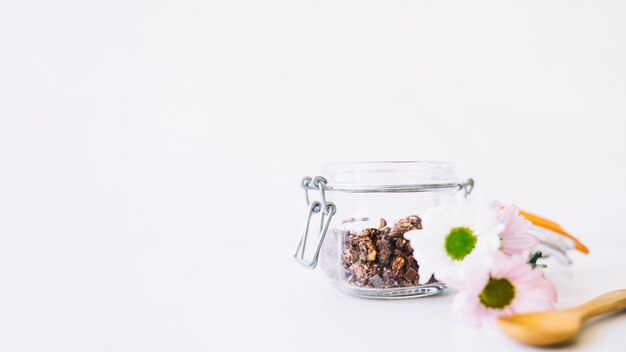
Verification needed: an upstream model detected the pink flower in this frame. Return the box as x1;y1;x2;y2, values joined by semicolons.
498;204;539;256
450;252;557;326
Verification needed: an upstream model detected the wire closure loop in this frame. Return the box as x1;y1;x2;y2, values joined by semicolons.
293;180;336;269
301;178;475;195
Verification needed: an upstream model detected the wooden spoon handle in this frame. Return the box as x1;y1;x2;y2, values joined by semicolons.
574;289;626;321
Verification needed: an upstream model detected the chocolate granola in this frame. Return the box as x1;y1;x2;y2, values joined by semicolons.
342;215;434;288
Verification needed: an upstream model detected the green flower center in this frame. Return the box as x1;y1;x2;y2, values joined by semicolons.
444;227;477;261
479;277;516;309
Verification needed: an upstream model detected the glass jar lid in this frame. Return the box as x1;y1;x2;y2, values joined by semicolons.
306;161;471;194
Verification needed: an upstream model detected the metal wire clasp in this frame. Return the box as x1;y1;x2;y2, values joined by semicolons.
293;176;336;269
463;178;474;197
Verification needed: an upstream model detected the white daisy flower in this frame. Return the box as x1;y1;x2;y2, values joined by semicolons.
404;197;504;284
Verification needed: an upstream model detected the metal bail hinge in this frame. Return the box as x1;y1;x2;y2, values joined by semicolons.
294;176;336;269
463;178;474;198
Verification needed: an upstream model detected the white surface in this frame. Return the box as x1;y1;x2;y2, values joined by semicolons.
1;1;626;351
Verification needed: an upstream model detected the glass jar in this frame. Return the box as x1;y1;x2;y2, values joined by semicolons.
293;161;474;299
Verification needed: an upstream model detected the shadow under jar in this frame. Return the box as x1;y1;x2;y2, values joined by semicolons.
294;161;474;299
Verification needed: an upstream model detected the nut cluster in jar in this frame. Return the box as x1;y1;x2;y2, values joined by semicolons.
341;215;434;288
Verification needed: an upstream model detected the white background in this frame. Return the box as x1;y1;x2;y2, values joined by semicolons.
1;1;626;351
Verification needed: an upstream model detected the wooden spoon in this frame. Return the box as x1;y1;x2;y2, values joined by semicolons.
497;289;626;346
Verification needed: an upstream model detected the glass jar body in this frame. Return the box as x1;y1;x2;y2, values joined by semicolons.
310;162;468;298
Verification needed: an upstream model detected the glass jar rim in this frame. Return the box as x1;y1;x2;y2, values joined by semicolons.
312;161;466;193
